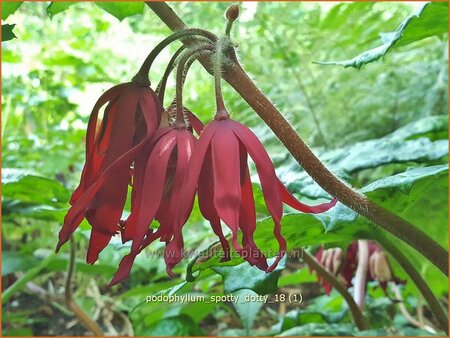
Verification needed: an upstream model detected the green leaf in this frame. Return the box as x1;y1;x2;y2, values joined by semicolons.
2;254;56;304
232;289;264;335
2;24;16;42
316;3;448;69
46;2;76;19
141;314;205;336
2;329;34;336
387;116;448;141
395;2;449;47
2;170;70;207
95;2;144;21
280;116;448;199
274;308;349;334
325;138;447;174
212;257;286;295
2;2;22;20
2;251;38;276
278;323;355;336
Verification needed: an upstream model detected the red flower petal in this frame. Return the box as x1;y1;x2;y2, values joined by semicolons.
238;143;268;270
125;130;177;254
185;109;204;135
198;147;231;262
164;123;220;275
231;121;286;272
278;179;337;213
211;122;244;254
70;83;127;205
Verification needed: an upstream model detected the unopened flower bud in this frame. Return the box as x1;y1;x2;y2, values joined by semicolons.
226;4;239;22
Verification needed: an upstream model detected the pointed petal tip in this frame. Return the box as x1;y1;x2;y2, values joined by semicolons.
166;266;175;278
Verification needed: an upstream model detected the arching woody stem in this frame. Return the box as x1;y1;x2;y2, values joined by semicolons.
145;2;448;276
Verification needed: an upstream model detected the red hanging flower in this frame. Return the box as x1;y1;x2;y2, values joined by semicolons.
109;126;197;285
56;82;162;264
165;111;337;275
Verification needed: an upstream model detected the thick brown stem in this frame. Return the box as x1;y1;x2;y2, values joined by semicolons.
145;2;448;276
302;251;368;330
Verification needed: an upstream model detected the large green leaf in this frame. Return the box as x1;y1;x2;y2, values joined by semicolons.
95;2;144;21
274;308;349;334
322;138;447;174
2;24;16;42
232;289;265;335
46;2;76;19
279;116;448;199
316;3;449;69
278;323;355;336
395;2;449;47
2;2;22;20
212;257;286;295
140;314;205;336
2;251;37;276
2;170;70;208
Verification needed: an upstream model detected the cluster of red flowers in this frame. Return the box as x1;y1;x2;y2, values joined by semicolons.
56;19;337;286
314;241;403;295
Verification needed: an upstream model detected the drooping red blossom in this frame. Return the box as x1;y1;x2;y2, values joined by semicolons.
313;241;404;295
165;111;337;275
56;82;162;263
109;126;197;285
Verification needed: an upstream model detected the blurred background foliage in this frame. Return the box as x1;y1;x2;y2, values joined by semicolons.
1;1;448;336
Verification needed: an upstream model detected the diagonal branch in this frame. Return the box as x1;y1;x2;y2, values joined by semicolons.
144;2;448;276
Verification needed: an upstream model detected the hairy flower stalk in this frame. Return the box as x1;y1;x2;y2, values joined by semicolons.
156;45;186;104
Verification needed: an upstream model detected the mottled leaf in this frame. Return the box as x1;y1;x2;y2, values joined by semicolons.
316;3;448;69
